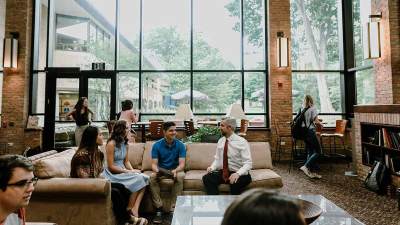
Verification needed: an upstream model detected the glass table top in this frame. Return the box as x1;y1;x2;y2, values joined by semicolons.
171;195;365;225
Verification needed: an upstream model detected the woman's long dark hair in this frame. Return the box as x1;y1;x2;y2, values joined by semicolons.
221;189;306;225
79;126;100;152
108;120;128;147
75;97;88;112
74;97;93;119
75;126;104;176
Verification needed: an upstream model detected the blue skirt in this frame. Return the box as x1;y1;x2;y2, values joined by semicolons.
102;169;149;193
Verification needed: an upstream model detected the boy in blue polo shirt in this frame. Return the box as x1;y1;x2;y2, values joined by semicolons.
149;121;186;224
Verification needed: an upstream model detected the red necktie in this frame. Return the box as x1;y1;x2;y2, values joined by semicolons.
222;139;229;183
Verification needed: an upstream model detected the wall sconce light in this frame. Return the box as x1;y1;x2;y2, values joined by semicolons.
3;32;19;69
276;31;289;67
363;13;381;59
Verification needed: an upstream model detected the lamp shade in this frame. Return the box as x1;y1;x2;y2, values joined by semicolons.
363;21;381;59
175;104;193;121
277;37;288;67
226;104;246;119
3;38;18;68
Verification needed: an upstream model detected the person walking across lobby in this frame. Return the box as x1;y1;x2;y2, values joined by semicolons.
149;121;186;224
202;117;252;195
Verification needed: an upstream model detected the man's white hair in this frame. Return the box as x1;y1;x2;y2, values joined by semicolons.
222;117;236;130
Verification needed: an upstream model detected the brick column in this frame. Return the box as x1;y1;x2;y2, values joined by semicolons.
372;0;400;104
0;0;33;154
269;0;293;157
388;0;400;104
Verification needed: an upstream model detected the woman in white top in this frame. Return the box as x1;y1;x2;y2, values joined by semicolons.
117;100;138;143
299;95;323;179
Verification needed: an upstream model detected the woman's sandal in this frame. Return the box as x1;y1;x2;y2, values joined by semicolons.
128;216;148;225
127;209;148;225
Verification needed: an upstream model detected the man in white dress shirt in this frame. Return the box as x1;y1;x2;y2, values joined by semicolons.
202;118;252;195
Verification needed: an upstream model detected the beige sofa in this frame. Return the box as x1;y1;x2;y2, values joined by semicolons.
27;142;282;225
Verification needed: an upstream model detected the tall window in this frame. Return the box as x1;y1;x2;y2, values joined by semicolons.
290;0;343;126
352;0;374;104
0;0;6;121
32;0;268;127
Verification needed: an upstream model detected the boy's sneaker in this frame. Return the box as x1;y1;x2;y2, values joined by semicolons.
152;208;163;224
300;166;314;178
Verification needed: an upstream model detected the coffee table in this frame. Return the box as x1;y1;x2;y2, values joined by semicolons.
171;195;364;225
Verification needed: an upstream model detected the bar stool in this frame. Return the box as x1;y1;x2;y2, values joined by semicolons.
272;120;294;163
320;119;348;158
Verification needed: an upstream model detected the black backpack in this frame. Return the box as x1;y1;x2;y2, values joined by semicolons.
364;160;390;194
291;107;311;140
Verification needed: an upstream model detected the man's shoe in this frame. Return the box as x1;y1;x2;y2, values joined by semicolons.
152;209;163;224
300;166;314;178
170;204;175;212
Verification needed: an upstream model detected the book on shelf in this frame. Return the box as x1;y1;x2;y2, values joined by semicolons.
370;128;400;149
390;156;400;173
366;150;370;164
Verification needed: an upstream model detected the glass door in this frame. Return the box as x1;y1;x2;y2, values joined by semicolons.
44;68;116;150
82;71;116;141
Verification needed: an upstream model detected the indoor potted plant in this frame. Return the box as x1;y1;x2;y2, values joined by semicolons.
187;126;221;143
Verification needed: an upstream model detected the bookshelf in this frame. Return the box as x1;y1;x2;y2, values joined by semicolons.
361;122;400;177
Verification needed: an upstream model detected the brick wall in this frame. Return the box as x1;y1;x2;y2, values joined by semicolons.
372;0;400;104
269;0;293;158
0;0;33;154
388;0;400;104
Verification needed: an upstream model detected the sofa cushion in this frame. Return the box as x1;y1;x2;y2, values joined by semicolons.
184;169;283;191
183;170;207;190
250;142;273;169
33;148;77;178
28;150;58;162
142;142;155;171
186;143;216;170
248;169;283;189
127;143;145;169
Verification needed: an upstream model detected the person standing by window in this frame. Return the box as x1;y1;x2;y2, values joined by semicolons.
117;100;138;142
299;95;323;179
67;97;94;147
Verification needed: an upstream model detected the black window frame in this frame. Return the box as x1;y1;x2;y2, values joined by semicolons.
30;0;270;128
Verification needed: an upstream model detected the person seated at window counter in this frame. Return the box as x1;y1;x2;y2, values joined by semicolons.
70;125;137;225
202;117;252;195
102;121;150;225
149;121;186;224
0;155;37;225
221;188;307;225
117;100;138;143
67;97;94;147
